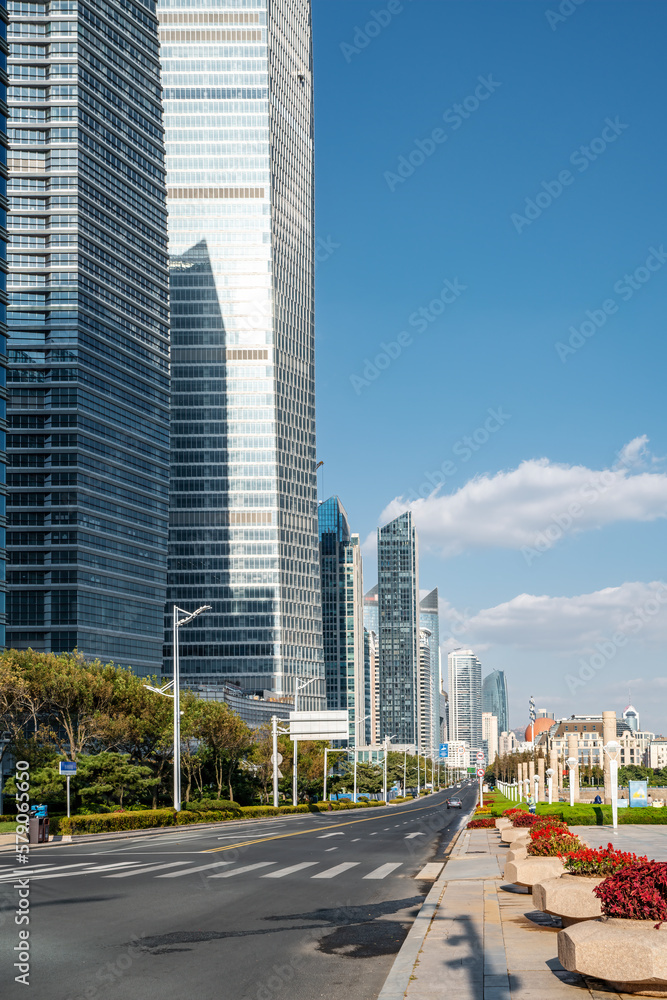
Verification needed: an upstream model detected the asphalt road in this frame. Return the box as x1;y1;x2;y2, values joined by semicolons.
0;783;476;1000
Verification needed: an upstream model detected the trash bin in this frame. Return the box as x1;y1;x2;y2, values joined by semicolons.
28;806;49;844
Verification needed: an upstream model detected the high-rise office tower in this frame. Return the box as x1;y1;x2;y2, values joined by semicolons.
0;0;8;649
418;628;434;753
378;511;419;745
365;627;378;745
159;0;323;707
6;0;169;673
419;587;440;752
482;669;509;735
448;649;482;750
363;583;378;634
623;704;639;733
318;496;364;744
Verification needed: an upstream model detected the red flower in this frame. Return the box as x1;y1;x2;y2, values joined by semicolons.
594;862;667;922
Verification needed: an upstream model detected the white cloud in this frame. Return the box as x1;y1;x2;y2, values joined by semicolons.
372;437;667;557
438;581;667;655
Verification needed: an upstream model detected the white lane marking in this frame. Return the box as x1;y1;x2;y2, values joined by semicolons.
324;847;338;852
311;862;359;880
317;832;344;839
383;827;390;830
105;862;188;878
351;838;361;842
209;862;276;879
363;863;402;880
13;862;142;882
416;863;444;880
156;861;232;878
0;862;90;879
405;833;424;840
261;862;318;879
369;832;377;836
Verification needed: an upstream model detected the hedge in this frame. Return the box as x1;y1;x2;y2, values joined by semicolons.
535;804;667;825
56;798;388;835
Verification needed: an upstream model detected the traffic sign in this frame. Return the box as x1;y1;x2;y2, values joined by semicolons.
476;768;485;777
439;743;448;758
475;751;485;761
59;761;77;775
270;753;283;765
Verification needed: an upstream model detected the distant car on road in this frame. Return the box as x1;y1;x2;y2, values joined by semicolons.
447;797;463;809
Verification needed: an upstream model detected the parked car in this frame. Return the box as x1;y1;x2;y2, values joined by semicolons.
447;797;463;809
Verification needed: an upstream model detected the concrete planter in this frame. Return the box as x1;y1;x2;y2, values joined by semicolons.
559;918;667;996
505;845;528;863
532;874;604;926
500;827;531;845
504;855;565;887
495;817;511;830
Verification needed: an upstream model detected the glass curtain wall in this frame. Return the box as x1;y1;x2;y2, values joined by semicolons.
160;0;323;705
6;0;169;673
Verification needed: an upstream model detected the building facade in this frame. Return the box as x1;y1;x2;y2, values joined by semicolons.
0;0;7;649
482;669;509;736
318;496;365;744
482;711;498;762
418;628;433;753
6;0;169;673
365;626;378;745
419;586;440;753
159;0;324;706
623;704;639;732
377;511;419;745
363;583;378;635
448;649;482;751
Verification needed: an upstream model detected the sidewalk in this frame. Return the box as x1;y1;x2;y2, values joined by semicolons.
380;826;667;1000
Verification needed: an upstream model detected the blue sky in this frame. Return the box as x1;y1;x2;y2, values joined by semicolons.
312;0;667;734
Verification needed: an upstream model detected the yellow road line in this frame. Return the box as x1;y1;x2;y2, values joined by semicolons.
204;798;451;853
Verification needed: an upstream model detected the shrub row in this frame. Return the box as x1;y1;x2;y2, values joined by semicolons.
467;818;496;829
56;798;387;835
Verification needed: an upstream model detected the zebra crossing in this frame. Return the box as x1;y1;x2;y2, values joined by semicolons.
0;858;443;885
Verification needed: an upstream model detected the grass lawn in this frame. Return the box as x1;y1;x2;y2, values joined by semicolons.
0;820;17;833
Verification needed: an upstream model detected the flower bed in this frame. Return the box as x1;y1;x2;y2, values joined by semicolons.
527;825;581;857
594;862;667;922
565;843;649;878
467;817;496;829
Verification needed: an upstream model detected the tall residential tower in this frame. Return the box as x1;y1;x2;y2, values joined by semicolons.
482;669;509;735
159;0;323;706
6;0;169;672
419;587;440;752
448;648;482;751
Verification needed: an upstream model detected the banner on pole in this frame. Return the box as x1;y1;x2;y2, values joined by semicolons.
289;710;349;740
628;780;649;808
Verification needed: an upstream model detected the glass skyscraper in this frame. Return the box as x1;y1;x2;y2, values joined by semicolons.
419;587;440;752
6;0;169;673
0;0;7;649
159;0;324;707
482;669;509;735
448;649;483;751
377;511;419;746
318;496;365;744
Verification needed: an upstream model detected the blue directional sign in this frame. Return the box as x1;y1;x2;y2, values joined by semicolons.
439;744;448;759
59;761;77;775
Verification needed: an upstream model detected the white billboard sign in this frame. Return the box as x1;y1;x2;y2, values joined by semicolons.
289;710;349;741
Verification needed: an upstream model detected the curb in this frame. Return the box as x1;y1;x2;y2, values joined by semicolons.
377;808;474;1000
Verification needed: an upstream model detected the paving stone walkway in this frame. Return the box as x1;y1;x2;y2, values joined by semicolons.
385;826;667;1000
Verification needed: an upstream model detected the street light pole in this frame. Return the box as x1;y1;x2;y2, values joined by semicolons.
144;604;210;813
604;741;620;830
382;734;397;803
546;767;554;805
352;715;370;804
567;756;578;809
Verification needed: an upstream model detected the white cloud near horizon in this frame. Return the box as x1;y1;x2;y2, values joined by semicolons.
438;580;667;656
367;436;667;558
